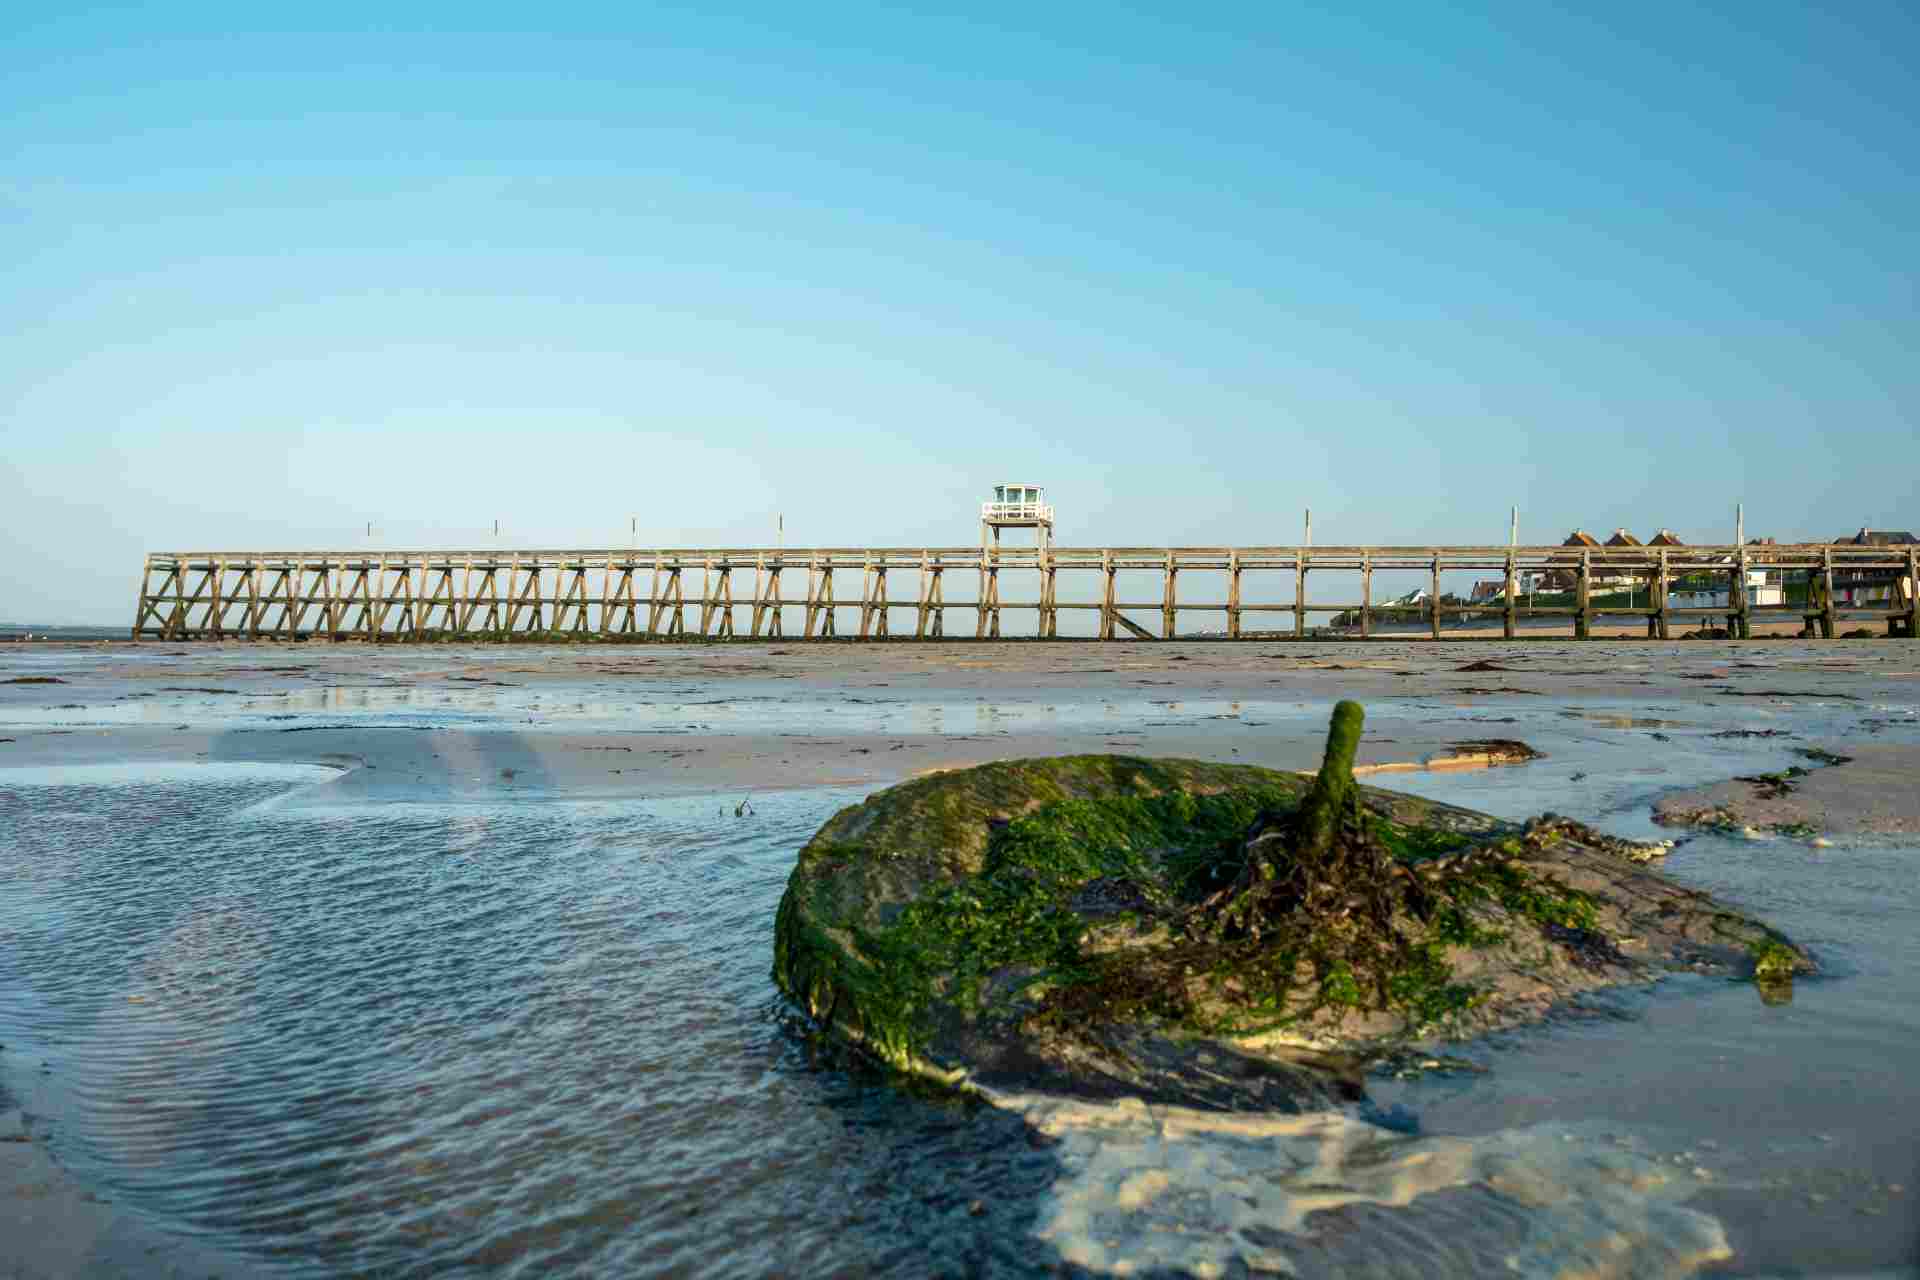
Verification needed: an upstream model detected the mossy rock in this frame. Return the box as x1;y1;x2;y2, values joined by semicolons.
772;756;1812;1108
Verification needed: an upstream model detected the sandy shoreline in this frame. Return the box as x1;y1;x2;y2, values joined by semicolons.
3;637;1918;1275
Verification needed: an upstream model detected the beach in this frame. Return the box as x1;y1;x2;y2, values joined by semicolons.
2;637;1917;1276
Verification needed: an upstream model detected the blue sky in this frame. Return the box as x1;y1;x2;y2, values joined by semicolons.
3;1;1914;622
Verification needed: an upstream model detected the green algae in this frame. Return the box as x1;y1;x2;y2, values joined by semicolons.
774;715;1555;1071
1750;940;1799;983
773;709;1810;1090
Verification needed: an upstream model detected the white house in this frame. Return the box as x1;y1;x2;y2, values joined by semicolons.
1670;569;1785;610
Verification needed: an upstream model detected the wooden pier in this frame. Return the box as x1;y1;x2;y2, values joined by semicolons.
131;544;1919;642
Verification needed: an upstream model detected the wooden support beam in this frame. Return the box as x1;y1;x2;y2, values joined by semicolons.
1654;549;1670;640
1360;557;1371;639
1502;552;1516;640
1113;611;1154;641
504;554;528;634
858;558;887;639
1732;549;1750;639
1575;551;1591;640
1226;550;1241;640
1294;552;1307;640
915;553;930;639
1906;547;1919;639
322;561;342;639
351;561;375;638
859;558;876;638
1430;557;1442;641
1163;550;1178;640
805;559;833;638
1819;549;1836;640
1100;550;1116;641
273;565;298;638
207;558;227;639
646;559;666;637
751;555;781;638
1039;543;1056;638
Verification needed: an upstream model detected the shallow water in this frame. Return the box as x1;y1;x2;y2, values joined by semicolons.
3;682;1919;1276
0;769;1069;1277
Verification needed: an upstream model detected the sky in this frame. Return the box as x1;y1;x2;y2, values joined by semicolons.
2;1;1915;623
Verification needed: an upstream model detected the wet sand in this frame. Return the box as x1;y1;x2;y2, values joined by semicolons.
3;637;1918;1276
3;636;1914;797
1654;744;1920;837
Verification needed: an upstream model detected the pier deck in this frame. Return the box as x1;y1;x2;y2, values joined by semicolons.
131;544;1918;642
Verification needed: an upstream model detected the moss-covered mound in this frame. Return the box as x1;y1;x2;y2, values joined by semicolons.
773;710;1812;1108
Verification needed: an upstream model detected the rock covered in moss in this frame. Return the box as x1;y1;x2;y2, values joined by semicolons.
772;750;1812;1108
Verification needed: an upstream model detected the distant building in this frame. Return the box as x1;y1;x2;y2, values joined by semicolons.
1667;533;1785;610
1469;580;1506;602
1536;530;1604;592
1831;528;1917;606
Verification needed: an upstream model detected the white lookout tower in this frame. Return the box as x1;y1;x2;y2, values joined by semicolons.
981;483;1054;549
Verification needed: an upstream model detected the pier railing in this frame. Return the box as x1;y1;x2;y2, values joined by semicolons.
130;544;1918;641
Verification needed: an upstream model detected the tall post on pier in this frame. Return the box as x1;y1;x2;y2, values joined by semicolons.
1297;509;1311;639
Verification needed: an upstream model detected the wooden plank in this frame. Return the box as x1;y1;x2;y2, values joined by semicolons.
1113;611;1154;641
